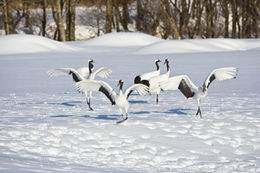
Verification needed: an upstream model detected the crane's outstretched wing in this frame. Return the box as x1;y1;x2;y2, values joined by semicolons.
140;70;160;80
76;80;116;105
47;68;85;82
125;84;149;99
76;67;89;78
160;75;197;99
204;67;237;89
91;67;112;79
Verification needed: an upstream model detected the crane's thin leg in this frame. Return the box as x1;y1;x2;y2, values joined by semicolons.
84;91;93;111
196;99;202;118
116;110;128;124
196;106;202;118
156;94;159;104
86;98;93;111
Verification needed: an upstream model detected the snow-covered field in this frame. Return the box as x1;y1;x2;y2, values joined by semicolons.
0;33;260;172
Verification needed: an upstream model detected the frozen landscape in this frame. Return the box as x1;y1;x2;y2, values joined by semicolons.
0;32;260;172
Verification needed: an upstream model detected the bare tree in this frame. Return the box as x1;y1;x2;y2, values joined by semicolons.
121;0;131;31
136;0;144;31
163;0;180;39
105;0;113;33
221;0;229;38
113;0;120;32
2;0;13;34
65;0;76;41
55;0;66;41
96;0;102;36
41;0;47;36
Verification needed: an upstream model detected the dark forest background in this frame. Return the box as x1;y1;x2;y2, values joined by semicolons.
0;0;259;41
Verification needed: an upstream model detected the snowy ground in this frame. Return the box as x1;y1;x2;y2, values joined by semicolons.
0;33;260;172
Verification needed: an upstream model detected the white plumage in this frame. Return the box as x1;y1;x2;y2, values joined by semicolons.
47;59;112;110
160;67;238;117
76;79;149;123
47;67;86;81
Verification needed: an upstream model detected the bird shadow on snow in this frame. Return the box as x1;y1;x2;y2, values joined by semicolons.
61;101;81;107
47;101;82;107
50;115;73;118
163;108;191;115
83;114;119;120
131;111;151;115
50;114;119;120
128;100;148;104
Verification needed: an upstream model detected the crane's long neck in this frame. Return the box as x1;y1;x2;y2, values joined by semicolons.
119;82;123;94
89;62;94;74
155;61;160;71
166;61;170;72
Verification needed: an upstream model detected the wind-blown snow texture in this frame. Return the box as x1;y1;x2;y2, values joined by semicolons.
0;33;260;173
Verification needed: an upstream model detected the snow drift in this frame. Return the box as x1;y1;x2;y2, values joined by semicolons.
0;34;79;55
136;38;260;54
81;32;163;47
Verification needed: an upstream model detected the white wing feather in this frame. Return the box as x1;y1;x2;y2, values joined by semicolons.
204;67;237;88
140;70;160;80
160;75;198;91
91;67;112;79
47;68;73;77
76;67;89;78
76;80;117;100
47;68;85;81
125;84;149;96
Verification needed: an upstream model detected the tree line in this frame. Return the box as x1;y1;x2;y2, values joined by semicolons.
0;0;259;41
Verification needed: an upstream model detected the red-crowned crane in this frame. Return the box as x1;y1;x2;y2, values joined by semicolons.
76;79;149;124
47;59;112;110
160;67;238;118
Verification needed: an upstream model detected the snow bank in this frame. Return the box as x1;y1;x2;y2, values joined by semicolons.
136;38;260;54
0;34;78;55
81;32;163;47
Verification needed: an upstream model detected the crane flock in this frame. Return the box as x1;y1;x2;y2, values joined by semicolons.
48;59;238;123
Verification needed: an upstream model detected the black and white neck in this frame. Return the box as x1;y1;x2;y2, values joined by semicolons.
88;59;94;74
155;59;161;71
118;80;124;92
164;59;170;72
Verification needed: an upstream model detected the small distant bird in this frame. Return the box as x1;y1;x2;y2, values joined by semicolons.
160;67;238;118
148;59;171;104
76;79;149;124
134;59;161;87
47;59;112;110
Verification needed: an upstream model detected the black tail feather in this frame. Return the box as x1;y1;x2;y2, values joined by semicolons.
140;80;150;88
134;76;141;84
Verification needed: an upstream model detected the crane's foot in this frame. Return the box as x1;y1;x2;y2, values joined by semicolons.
196;107;202;118
116;113;128;124
87;100;94;111
116;116;128;124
